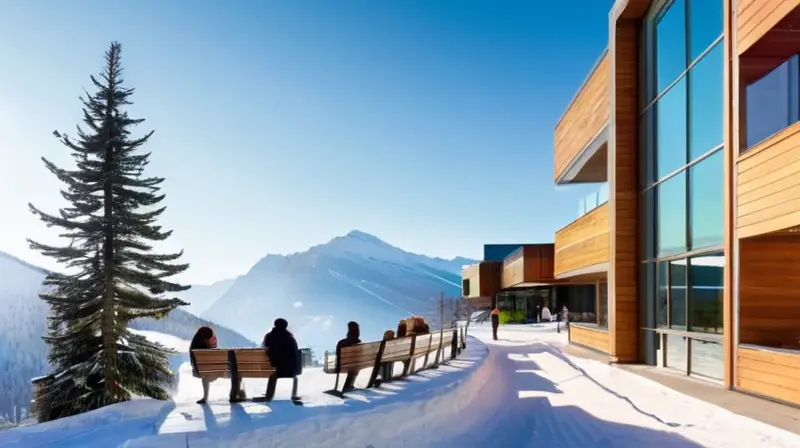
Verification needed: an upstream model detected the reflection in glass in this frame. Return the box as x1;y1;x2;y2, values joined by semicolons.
657;262;668;327
689;43;723;161
690;339;723;380
690;150;724;249
745;56;797;148
688;0;723;62
640;110;655;188
656;0;687;94
599;283;608;328
657;171;687;257
666;334;687;372
670;260;687;329
689;253;724;334
657;78;688;179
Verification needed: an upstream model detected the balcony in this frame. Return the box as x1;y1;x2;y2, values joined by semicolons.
500;245;555;289
554;190;610;278
461;261;502;306
737;121;800;238
554;51;610;185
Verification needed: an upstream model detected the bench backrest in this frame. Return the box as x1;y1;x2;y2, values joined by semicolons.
441;329;455;347
192;349;230;376
337;341;383;371
381;337;414;363
232;348;275;378
429;332;442;352
412;334;432;357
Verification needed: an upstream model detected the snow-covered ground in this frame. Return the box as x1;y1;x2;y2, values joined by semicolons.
0;332;485;447
4;323;799;447
463;322;800;447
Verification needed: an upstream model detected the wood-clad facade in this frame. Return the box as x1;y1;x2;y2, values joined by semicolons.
461;0;800;409
554;204;610;277
554;54;611;184
544;0;800;408
500;245;555;289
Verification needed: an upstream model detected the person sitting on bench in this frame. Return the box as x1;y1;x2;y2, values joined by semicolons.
336;321;362;392
190;326;243;404
262;318;300;401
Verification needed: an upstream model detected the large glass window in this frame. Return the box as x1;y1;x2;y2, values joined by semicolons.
745;56;800;149
656;78;688;178
670;260;687;329
657;261;668;327
657;171;687;257
690;339;723;380
666;334;688;372
688;253;723;334
689;42;723;161
688;0;723;61
655;0;687;94
599;283;608;328
689;150;724;249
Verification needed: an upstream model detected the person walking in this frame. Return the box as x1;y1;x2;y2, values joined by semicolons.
490;308;500;340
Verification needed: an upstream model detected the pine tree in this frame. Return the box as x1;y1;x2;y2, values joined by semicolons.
27;42;190;421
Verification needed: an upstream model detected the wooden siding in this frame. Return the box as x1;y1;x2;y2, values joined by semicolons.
738;235;800;348
461;262;501;299
554;204;610;277
501;245;555;289
737;0;799;56
736;347;800;406
569;325;610;353
554;54;610;183
737;122;800;238
608;21;640;363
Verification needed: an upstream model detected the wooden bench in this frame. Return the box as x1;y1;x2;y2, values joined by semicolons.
323;341;383;397
191;349;231;380
191;348;302;402
441;328;456;361
408;333;433;374
321;327;466;398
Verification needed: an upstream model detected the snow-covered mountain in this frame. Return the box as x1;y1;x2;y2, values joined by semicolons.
0;251;254;422
201;230;477;354
175;277;237;316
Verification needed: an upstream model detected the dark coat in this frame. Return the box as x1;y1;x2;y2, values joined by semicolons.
263;328;300;378
396;321;407;338
491;313;499;327
336;336;361;352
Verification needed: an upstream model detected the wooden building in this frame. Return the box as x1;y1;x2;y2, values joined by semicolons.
465;0;800;408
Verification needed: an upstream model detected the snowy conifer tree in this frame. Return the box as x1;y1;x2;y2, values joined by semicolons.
27;42;190;421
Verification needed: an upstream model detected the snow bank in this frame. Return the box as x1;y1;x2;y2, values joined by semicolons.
0;338;489;447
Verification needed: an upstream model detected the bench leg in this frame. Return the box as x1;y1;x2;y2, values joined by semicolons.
291;377;299;399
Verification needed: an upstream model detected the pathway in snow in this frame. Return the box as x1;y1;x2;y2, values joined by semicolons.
449;324;800;448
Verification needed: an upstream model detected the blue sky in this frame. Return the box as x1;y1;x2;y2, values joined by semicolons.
0;0;613;283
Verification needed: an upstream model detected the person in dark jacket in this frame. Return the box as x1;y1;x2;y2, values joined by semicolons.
262;318;300;401
335;321;362;391
490;308;500;341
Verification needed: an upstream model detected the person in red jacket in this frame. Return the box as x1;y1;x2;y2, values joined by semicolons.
490;308;500;340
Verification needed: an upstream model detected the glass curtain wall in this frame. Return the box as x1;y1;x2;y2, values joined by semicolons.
639;0;725;380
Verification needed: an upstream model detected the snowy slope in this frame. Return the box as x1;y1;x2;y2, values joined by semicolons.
202;230;477;354
0;250;254;422
0;335;484;447
175;278;237;316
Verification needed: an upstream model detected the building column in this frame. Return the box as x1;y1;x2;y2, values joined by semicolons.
608;19;640;363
